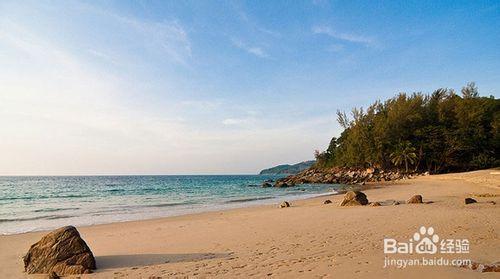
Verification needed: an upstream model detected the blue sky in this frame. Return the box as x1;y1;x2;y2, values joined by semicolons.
0;0;499;175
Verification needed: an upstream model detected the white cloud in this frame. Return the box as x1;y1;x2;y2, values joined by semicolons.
222;118;251;125
80;3;192;66
231;38;269;58
180;100;223;111
126;19;192;65
312;25;373;46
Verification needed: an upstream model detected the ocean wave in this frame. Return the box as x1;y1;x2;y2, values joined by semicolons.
88;202;192;216
0;214;74;223
143;202;191;208
33;207;79;213
105;188;127;193
0;194;91;201
225;196;274;203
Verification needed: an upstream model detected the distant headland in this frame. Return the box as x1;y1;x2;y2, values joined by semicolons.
259;160;315;175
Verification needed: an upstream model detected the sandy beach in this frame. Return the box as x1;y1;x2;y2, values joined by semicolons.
1;169;499;278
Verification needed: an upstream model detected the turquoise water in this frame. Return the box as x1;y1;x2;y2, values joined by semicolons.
0;175;339;235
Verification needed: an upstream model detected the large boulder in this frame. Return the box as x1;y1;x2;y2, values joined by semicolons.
23;226;96;276
340;191;368;206
407;195;423;204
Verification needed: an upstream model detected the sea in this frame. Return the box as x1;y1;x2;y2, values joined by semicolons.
0;175;340;235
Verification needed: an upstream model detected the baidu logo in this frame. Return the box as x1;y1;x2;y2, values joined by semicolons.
413;226;439;254
384;226;469;254
383;226;471;269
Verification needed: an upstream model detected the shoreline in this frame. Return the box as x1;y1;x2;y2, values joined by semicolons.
2;178;384;237
2;190;340;237
1;169;499;278
0;175;338;236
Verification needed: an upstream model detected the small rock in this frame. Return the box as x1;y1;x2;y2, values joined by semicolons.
392;201;400;205
261;182;272;188
323;200;332;204
279;201;290;208
465;198;477;204
370;202;381;207
48;272;60;279
407;195;423;204
340;191;368;206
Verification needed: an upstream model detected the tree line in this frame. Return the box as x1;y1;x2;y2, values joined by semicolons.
315;83;499;173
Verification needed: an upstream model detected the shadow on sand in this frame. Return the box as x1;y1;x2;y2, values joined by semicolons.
96;252;231;269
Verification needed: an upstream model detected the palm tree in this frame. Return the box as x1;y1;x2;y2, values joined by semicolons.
390;141;417;173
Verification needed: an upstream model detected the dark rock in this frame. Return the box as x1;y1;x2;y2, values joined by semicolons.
261;182;272;188
274;180;292;187
323;200;332;204
279;201;290;208
23;226;96;276
340;191;368;206
465;198;477;204
407;195;423;204
48;271;60;279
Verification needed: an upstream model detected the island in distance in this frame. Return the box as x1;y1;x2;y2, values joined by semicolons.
259;160;315;175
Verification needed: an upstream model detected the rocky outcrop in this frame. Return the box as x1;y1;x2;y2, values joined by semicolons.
340;191;368;206
407;195;423;204
23;226;96;276
279;201;290;208
273;167;417;187
275;181;293;187
323;200;332;204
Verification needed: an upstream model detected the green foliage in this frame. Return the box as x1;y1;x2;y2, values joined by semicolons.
389;141;417;173
315;83;500;173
